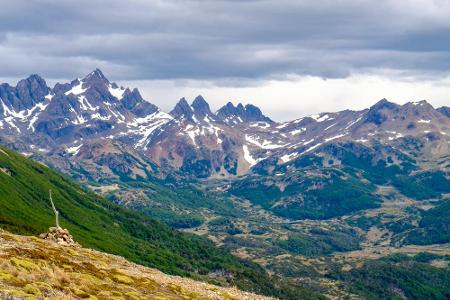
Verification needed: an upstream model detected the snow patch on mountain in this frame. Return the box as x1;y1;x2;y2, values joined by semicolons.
108;84;125;100
66;144;83;155
28;101;51;131
280;152;298;163
303;139;315;145
185;125;200;146
290;127;306;135
91;113;112;121
325;133;347;142
243;145;258;166
276;122;289;129
324;123;337;131
128;111;173;149
245;135;285;149
310;114;332;122
65;81;86;96
301;142;323;155
355;138;368;143
78;95;98;111
345;116;363;129
249;122;271;129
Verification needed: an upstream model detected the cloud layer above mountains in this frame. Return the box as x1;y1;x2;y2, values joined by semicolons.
2;0;450;80
1;0;450;119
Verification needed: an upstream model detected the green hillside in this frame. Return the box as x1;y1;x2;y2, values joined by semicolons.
0;146;320;300
332;254;450;299
401;199;450;245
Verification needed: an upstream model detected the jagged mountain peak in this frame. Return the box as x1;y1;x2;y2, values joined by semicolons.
0;74;47;91
217;102;242;115
225;101;237;109
0;73;50;114
18;74;47;87
402;100;436;112
367;98;436;115
55;69;130;104
364;98;400;125
408;99;429;106
0;69;168;145
179;97;189;105
122;88;159;117
191;95;209;110
170;97;193;118
191;95;214;117
369;98;399;111
61;69;112;95
243;103;272;123
170;95;215;121
216;101;272;124
83;68;109;84
77;69;112;94
15;74;49;99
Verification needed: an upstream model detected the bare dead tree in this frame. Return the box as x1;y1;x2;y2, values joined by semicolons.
49;189;60;228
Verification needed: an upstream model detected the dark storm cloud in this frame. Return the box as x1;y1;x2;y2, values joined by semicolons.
1;0;450;81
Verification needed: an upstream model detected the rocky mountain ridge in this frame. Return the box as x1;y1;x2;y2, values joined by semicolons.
1;69;449;179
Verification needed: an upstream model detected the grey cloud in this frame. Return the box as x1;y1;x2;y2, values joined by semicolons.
1;0;450;81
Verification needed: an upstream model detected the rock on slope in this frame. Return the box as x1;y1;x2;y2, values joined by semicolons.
0;229;273;300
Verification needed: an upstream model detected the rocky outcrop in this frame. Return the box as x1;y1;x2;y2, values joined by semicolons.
39;227;80;247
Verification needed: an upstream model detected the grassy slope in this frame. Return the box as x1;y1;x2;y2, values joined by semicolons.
0;146;320;300
0;230;273;300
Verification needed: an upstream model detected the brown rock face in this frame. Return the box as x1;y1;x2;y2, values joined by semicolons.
39;227;80;247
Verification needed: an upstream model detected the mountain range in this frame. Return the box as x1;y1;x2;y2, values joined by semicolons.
1;69;449;180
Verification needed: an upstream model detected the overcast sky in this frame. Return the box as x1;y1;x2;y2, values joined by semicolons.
1;0;450;121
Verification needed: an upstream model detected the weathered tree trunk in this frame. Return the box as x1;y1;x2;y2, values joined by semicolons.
49;189;60;228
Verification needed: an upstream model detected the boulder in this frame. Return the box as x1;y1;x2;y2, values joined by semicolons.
39;227;80;247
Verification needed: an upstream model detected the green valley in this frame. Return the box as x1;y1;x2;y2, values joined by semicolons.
0;145;321;300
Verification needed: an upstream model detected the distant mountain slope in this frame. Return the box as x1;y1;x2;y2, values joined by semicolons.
229;141;450;222
0;145;321;300
437;106;450;118
0;229;273;300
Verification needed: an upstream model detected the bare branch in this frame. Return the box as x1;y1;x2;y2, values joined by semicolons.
49;189;60;228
